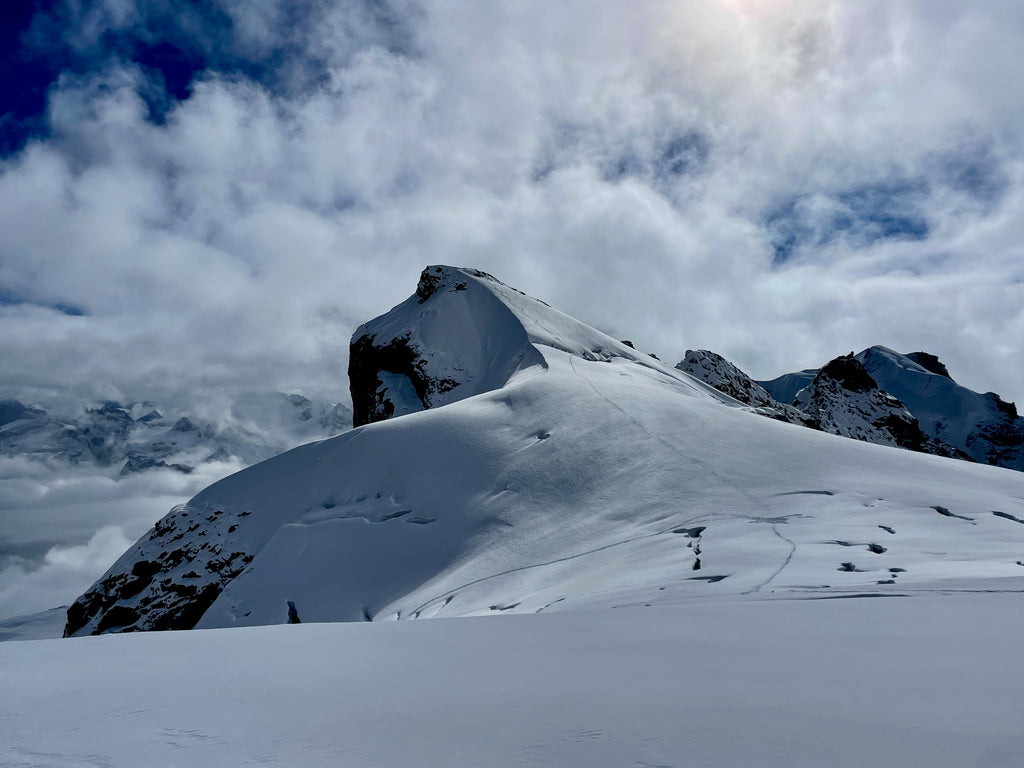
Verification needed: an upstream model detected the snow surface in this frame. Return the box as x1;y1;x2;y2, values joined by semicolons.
3;595;1024;767
67;267;1024;636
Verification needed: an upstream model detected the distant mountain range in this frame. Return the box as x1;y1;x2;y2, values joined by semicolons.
679;347;1023;471
0;393;352;476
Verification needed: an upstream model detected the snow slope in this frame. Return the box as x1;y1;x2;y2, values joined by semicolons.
66;267;1024;636
4;595;1024;767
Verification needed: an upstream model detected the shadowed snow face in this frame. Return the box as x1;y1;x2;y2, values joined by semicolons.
0;1;1022;415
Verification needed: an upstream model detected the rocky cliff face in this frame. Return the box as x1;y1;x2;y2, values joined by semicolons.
348;266;549;427
683;350;966;460
63;502;254;636
795;354;931;451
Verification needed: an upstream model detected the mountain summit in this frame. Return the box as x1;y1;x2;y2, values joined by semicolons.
753;346;1023;470
65;267;1024;636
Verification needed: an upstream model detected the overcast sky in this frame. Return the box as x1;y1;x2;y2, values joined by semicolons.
2;0;1022;412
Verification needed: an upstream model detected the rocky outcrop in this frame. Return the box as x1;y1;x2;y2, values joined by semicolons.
687;349;965;459
348;266;547;428
349;331;454;427
795;354;931;451
64;503;255;636
906;351;952;379
676;350;817;428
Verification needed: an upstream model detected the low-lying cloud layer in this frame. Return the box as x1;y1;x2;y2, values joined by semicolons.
0;456;244;619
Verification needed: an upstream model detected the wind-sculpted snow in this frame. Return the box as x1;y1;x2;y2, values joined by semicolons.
66;268;1024;636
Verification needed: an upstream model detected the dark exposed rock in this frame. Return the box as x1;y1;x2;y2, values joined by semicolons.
677;349;818;429
987;393;1018;419
816;354;877;393
64;498;258;637
349;332;427;427
96;605;140;633
416;266;443;303
871;413;928;452
906;352;952;379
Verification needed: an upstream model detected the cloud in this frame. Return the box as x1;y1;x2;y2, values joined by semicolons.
0;525;130;623
0;1;1022;425
0;456;244;619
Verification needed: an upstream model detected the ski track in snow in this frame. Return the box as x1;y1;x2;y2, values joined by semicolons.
567;355;796;593
405;510;718;619
747;525;799;594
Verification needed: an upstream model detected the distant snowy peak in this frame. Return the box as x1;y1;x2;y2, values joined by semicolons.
855;346;1023;470
795;354;932;452
682;350;963;459
676;350;816;427
754;346;1022;469
350;265;712;426
0;393;353;474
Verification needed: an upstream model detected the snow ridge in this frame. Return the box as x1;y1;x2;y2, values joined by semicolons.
676;350;816;427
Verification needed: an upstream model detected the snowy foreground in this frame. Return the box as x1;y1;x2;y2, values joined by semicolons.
3;594;1023;767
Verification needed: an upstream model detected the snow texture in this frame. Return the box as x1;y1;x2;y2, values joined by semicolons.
4;595;1024;767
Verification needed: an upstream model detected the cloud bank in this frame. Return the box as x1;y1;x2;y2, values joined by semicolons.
2;1;1024;619
2;0;1022;409
0;455;245;619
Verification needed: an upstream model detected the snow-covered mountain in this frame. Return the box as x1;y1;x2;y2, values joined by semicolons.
0;394;351;475
755;346;1023;470
63;266;1024;637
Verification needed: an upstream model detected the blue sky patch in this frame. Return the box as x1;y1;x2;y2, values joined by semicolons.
0;286;87;316
767;178;931;264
